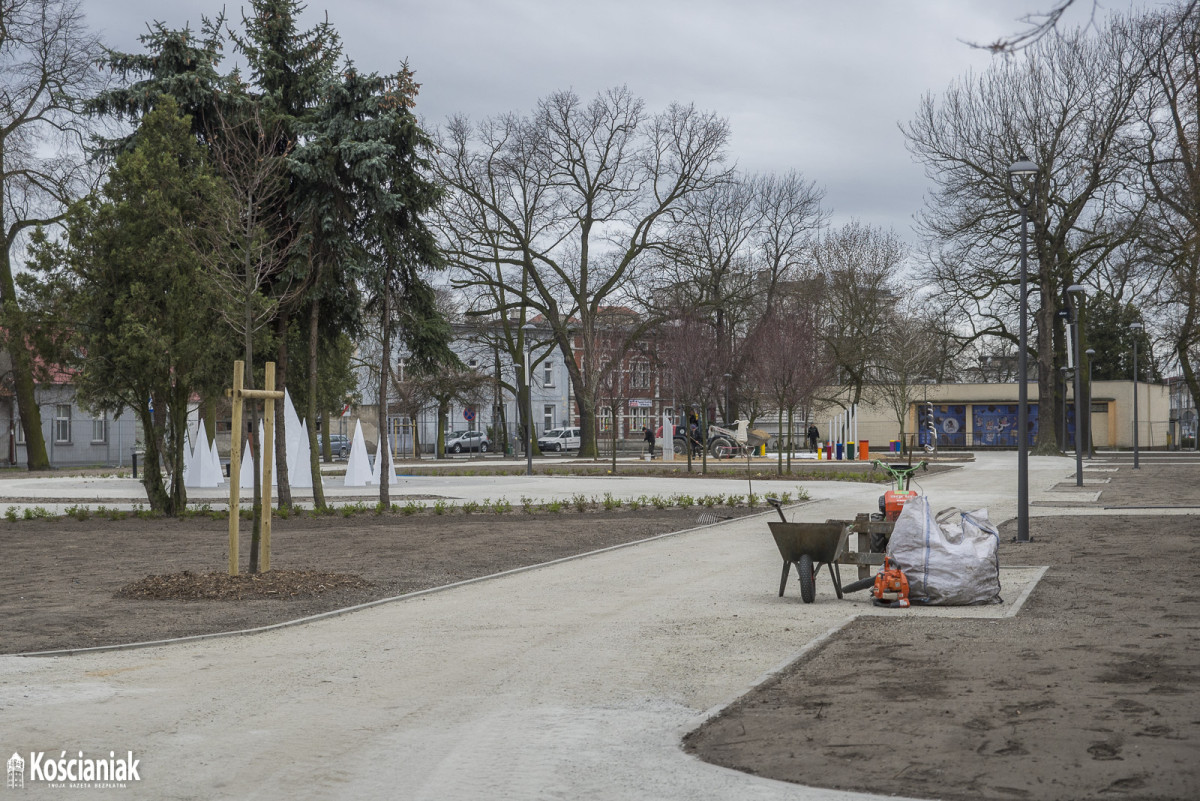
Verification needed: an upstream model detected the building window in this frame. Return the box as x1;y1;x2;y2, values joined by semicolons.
468;357;479;369
543;404;555;432
92;413;108;443
14;416;24;445
54;404;71;443
598;406;612;432
631;359;650;390
630;407;651;432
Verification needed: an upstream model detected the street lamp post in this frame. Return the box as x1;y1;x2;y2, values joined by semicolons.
1131;321;1142;469
1008;159;1038;543
1067;284;1086;486
523;322;536;477
1085;347;1096;459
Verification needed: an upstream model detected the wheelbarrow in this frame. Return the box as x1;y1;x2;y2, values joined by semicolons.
766;498;849;603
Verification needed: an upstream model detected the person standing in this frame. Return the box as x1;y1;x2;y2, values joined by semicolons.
807;423;819;453
642;425;655;459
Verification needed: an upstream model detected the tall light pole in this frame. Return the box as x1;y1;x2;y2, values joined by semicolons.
523;322;537;477
1131;321;1142;469
1009;159;1038;543
1067;284;1086;486
1085;347;1096;459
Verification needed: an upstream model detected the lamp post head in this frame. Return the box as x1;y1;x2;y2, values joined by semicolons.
1008;159;1038;188
1130;322;1143;332
1066;284;1085;294
1008;160;1038;177
1086;348;1095;356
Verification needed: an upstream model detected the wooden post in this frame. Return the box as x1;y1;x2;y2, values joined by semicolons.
261;362;275;573
228;361;244;575
227;360;284;576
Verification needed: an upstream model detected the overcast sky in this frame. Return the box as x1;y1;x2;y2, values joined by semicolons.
82;0;1147;240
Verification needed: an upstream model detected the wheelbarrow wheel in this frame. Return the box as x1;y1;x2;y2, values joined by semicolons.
797;554;816;603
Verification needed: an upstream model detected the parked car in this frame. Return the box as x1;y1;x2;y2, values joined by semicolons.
446;430;490;453
538;427;581;452
324;433;350;459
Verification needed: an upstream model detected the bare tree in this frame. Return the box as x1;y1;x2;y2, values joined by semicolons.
871;311;946;449
809;221;907;407
648;171;825;421
1;0;106;468
748;304;831;473
660;311;722;473
1128;2;1200;422
436;87;731;458
903;25;1142;453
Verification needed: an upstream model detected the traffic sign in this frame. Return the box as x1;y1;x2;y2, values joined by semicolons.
463;407;476;422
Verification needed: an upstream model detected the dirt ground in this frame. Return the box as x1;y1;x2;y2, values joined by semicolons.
0;506;752;655
686;460;1200;801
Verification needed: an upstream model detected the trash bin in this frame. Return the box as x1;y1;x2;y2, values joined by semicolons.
836;443;844;460
825;442;833;460
847;440;855;460
859;440;869;461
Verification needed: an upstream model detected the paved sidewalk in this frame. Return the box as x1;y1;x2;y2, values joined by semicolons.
0;454;1131;799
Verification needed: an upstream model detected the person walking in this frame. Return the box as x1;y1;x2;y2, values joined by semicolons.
807;423;819;453
642;425;655;459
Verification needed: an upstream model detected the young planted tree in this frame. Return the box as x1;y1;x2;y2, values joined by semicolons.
872;312;946;450
23;100;231;512
1;0;106;469
749;306;832;473
660;311;722;474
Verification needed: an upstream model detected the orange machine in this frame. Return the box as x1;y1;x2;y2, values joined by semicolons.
872;556;910;608
873;460;928;522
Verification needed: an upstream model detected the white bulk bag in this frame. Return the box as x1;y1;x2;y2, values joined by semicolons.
887;496;1002;605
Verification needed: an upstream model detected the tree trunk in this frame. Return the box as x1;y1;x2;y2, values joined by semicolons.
166;384;189;516
1034;276;1059;455
308;299;326;509
137;406;171;512
777;407;784;475
378;289;390;507
274;315;292;508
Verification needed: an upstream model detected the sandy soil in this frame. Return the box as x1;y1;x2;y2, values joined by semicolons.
685;460;1200;800
0;506;752;655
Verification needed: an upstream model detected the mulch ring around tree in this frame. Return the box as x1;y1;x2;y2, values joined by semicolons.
116;569;374;601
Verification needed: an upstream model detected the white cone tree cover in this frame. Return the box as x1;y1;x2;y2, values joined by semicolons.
182;427;194;486
343;420;372;487
369;434;397;486
239;439;254;489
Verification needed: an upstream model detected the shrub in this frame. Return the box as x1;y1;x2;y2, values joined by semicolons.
433;500;448;515
571;493;589;513
726;494;740;508
546;499;563;513
402;500;422;516
492;497;512;514
461;500;480;515
520;495;535;514
603;492;621;511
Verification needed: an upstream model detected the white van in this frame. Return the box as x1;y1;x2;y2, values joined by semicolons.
537;427;581;452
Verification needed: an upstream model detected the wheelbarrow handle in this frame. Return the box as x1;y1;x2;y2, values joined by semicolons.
765;497;787;523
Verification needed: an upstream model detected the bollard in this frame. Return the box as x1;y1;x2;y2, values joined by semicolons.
859;440;869;461
132;452;138;478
